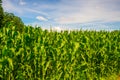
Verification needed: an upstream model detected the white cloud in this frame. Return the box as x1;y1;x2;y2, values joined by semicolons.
54;9;120;24
19;0;26;5
2;0;23;14
25;21;119;31
54;16;95;24
52;26;63;31
25;22;65;31
2;0;120;27
2;0;48;16
25;8;48;16
36;16;48;21
53;0;120;24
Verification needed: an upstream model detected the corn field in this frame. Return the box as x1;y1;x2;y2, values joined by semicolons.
0;24;120;80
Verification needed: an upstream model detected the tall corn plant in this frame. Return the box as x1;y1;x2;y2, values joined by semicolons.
0;24;120;80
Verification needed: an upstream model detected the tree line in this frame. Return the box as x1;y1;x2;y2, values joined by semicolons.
0;0;24;32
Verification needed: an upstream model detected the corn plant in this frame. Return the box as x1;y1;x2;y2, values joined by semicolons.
0;24;120;80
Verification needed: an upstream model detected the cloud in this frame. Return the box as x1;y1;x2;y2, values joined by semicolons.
2;0;49;20
2;0;48;15
2;0;23;14
52;26;63;32
54;16;94;24
52;0;120;24
26;8;48;16
54;10;120;24
19;0;26;5
36;16;48;21
2;0;120;29
25;21;120;31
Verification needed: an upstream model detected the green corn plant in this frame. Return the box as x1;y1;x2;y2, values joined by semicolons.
0;23;120;80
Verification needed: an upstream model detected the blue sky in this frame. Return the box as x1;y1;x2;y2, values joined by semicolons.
2;0;120;31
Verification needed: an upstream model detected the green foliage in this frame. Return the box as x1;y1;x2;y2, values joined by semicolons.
2;12;24;32
0;0;3;28
0;0;24;32
0;24;120;80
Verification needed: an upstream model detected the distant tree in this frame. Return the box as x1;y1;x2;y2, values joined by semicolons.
0;0;4;28
0;0;24;32
2;12;24;32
